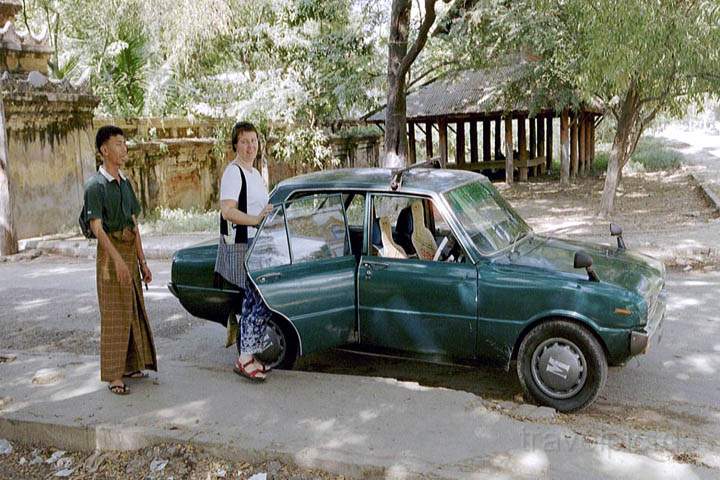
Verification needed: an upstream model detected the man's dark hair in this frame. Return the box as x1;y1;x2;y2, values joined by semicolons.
95;125;125;154
230;121;259;153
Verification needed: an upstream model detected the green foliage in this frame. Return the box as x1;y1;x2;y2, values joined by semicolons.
627;138;682;172
140;207;218;234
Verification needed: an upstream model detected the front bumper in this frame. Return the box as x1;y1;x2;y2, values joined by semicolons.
630;291;667;356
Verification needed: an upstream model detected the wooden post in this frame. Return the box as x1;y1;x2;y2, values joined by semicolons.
590;116;596;170
518;115;528;181
529;116;537;176
482;118;491;163
560;110;570;185
529;117;536;158
456;121;465;166
470;121;478;164
439;121;448;167
425;121;433;159
537;116;545;174
570;113;578;178
504;115;514;185
546;115;554;172
408;122;416;164
494;118;502;159
585;115;592;174
578;115;585;176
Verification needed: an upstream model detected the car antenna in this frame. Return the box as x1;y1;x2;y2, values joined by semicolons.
390;157;442;191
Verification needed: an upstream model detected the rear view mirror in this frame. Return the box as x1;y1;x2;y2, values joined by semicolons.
610;223;626;250
574;251;599;282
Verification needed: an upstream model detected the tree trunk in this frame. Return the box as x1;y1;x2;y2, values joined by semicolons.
383;0;412;168
0;97;17;256
599;83;640;217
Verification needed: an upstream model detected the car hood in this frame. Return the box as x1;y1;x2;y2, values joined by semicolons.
500;235;666;301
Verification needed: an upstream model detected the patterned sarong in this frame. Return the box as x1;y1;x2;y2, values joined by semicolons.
97;228;157;381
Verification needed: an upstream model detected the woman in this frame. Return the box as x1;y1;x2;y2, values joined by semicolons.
214;121;273;381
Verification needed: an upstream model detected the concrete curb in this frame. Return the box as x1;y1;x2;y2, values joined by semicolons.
0;418;390;479
691;172;720;213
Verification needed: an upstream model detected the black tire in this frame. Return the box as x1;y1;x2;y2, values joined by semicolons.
236;314;297;371
517;319;607;413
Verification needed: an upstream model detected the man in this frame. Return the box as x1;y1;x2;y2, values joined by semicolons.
83;125;157;395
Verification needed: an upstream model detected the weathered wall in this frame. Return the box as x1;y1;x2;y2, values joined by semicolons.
3;82;98;239
96;117;382;215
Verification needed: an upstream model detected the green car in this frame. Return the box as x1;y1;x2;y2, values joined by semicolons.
169;164;666;412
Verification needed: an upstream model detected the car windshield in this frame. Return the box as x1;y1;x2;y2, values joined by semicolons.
444;181;531;254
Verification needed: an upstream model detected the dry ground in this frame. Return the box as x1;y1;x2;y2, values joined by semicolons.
500;167;717;240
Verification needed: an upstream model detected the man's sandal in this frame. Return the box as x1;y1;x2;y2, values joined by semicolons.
123;371;148;379
108;383;130;395
233;358;266;382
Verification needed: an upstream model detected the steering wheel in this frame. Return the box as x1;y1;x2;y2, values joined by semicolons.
433;237;450;261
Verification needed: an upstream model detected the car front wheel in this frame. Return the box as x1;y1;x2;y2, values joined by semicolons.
517;320;607;413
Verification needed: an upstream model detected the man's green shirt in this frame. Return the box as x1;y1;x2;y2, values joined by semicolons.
83;166;141;233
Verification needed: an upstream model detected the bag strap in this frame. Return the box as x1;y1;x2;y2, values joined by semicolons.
219;164;249;244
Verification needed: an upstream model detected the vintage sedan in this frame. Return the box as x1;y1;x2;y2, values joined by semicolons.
169;164;666;412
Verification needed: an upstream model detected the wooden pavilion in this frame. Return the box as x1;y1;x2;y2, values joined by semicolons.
367;68;602;183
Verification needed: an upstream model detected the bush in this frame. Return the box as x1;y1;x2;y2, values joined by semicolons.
139;208;218;234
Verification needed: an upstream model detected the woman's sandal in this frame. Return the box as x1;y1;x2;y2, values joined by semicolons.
233;358;266;382
108;383;130;395
123;371;148;379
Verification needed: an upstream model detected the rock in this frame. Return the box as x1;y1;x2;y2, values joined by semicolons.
512;404;557;420
19;457;27;465
45;451;65;464
56;457;73;469
125;456;144;474
0;439;12;455
0;397;13;409
267;460;282;476
54;469;74;477
683;265;693;272
499;401;516;410
249;473;268;480
150;458;168;472
215;467;227;478
0;354;17;363
27;71;49;88
83;451;106;474
33;368;64;385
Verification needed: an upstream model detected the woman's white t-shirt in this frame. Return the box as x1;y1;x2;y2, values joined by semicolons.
219;162;269;239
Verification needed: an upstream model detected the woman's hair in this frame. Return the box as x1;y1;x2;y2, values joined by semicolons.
230;121;260;156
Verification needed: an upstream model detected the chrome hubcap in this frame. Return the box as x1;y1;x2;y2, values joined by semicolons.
530;338;587;399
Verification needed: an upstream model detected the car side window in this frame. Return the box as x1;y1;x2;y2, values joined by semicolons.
285;193;349;263
370;194;466;263
246;206;291;271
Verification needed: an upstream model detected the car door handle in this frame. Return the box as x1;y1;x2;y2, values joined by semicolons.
363;261;388;271
257;272;282;284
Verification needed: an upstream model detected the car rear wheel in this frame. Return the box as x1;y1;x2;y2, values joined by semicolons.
517;320;607;413
236;315;297;370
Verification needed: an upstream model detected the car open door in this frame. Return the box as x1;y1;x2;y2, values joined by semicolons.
245;193;357;356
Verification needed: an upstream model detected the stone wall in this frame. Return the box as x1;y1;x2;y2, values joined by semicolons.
95;117;382;215
3;78;98;239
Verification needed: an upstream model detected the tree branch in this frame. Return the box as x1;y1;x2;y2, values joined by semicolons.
399;0;439;77
407;59;458;88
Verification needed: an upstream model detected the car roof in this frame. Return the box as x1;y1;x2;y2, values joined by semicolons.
271;167;489;201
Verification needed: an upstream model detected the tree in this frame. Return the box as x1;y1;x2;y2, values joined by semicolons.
383;0;449;168
450;0;720;215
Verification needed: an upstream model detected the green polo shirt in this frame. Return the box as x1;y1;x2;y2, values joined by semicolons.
83;166;141;233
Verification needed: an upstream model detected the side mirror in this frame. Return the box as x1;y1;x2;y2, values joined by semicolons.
574;251;599;282
610;223;626;250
